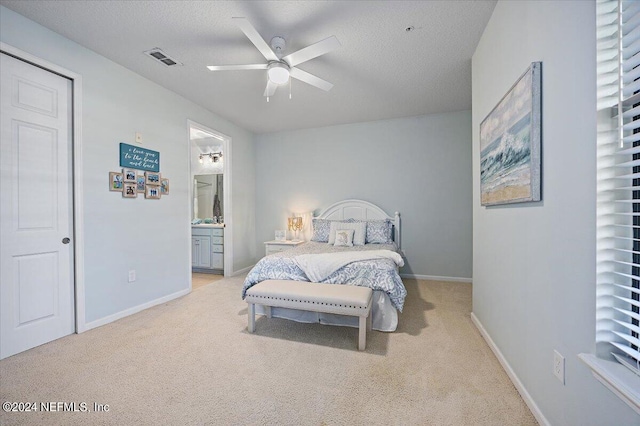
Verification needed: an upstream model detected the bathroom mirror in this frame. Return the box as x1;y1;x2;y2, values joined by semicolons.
193;174;223;220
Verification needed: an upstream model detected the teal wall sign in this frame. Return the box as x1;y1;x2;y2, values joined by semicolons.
119;143;160;172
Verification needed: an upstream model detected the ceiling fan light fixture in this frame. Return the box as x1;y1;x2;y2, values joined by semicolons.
206;18;340;99
268;62;290;85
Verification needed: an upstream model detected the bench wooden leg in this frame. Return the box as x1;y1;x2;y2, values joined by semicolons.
358;315;367;351
248;303;255;333
265;305;272;318
367;310;372;331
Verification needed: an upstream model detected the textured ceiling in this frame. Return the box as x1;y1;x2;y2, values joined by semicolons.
1;1;496;134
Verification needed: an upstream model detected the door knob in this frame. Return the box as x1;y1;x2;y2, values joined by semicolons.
62;237;71;244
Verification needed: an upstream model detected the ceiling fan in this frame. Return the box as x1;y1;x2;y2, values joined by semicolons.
207;17;341;100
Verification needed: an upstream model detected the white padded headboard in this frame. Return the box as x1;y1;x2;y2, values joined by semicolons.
315;199;401;249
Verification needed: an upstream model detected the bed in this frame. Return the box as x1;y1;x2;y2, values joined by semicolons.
242;199;406;332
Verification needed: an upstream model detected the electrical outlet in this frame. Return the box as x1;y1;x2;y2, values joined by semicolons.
135;132;142;143
128;270;136;283
553;350;565;384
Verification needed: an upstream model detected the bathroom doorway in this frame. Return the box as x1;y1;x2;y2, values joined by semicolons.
188;121;231;287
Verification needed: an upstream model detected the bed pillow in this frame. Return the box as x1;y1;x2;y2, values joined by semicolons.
311;218;332;242
328;221;366;246
333;229;355;247
367;219;393;244
347;218;393;244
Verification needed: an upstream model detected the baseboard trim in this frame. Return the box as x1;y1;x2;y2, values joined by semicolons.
400;273;472;283
231;264;254;276
83;288;190;332
471;312;550;426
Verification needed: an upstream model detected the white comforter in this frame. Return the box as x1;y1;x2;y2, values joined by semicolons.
293;250;404;282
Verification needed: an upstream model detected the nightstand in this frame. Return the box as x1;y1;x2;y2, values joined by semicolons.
264;240;305;256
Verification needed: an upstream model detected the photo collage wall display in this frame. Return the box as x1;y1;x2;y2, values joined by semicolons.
109;144;169;200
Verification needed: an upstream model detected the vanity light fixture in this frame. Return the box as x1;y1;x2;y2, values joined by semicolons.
198;152;223;164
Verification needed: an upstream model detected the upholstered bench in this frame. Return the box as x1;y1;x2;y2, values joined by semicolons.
245;280;373;351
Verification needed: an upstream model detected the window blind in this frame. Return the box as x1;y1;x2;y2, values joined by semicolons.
597;0;640;376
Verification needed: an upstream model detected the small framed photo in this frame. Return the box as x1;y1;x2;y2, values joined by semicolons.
109;172;123;191
160;178;170;195
145;171;161;186
123;183;137;198
123;168;137;183
275;230;286;241
145;185;161;199
136;174;145;193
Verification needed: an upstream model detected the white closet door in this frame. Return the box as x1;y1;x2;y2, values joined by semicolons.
0;53;75;359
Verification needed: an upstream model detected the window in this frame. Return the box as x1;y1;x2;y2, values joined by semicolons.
597;0;640;377
583;0;640;415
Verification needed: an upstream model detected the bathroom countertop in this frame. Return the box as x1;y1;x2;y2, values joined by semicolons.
191;223;225;228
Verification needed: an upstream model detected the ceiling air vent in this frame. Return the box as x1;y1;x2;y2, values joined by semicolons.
143;48;183;67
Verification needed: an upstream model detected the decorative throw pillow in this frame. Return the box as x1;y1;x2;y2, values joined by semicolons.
328;221;366;246
365;219;393;244
333;229;355;247
311;218;332;242
347;218;393;244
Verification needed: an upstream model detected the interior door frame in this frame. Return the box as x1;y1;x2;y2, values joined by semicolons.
187;120;232;279
0;42;87;333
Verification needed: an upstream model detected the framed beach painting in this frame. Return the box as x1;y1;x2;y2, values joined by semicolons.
480;62;541;206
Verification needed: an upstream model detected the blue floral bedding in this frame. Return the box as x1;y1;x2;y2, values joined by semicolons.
242;242;407;311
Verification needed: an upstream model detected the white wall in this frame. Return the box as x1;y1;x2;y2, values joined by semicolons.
472;1;638;424
255;111;472;279
0;6;256;324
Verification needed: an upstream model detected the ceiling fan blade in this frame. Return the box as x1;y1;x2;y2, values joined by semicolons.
232;17;279;62
207;64;268;71
290;67;333;92
282;36;341;67
263;80;278;97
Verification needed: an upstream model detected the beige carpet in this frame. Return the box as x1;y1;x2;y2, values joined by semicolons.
0;276;537;426
192;272;224;290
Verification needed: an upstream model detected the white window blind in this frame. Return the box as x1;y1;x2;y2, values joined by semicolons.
597;0;640;377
